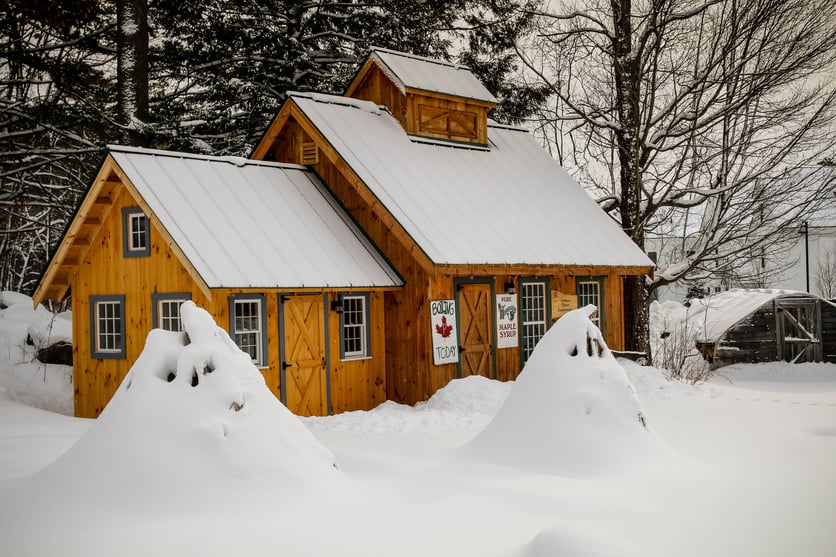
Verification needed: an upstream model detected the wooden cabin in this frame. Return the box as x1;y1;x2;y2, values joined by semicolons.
252;48;653;406
33;147;402;418
689;289;836;368
35;48;653;417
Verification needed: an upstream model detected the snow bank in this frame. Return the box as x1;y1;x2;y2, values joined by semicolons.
465;306;667;476
0;292;72;414
306;375;511;435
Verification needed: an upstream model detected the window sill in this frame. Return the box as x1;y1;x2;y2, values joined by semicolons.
340;355;372;362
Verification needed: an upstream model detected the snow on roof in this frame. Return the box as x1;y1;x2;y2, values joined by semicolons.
109;146;402;289
370;48;497;104
687;289;814;343
290;93;653;268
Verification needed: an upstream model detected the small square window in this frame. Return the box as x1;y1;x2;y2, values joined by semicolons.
152;293;191;331
90;295;126;359
339;294;370;360
122;207;150;257
229;295;267;367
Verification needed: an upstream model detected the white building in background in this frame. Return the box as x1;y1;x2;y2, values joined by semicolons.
646;166;836;302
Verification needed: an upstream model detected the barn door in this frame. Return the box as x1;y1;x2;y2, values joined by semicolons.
280;295;329;416
456;280;495;379
776;299;822;363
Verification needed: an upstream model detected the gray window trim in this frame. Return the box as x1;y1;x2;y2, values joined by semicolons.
152;292;191;331
338;292;371;360
89;294;126;359
121;206;150;258
228;294;268;367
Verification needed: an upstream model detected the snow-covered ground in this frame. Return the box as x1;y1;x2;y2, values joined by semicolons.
0;294;834;556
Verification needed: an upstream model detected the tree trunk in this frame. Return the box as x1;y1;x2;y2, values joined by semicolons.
610;0;652;358
116;0;148;146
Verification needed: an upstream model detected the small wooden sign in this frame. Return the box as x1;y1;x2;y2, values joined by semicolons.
551;291;577;321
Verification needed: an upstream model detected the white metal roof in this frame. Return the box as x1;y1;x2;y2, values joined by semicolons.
290;93;653;268
370;48;497;104
109;146;402;289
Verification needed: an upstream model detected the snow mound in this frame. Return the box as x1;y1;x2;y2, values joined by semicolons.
8;302;340;514
530;523;651;557
306;375;511;435
26;312;72;348
465;306;666;476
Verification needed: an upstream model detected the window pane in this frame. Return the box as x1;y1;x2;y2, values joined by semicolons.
129;213;147;251
96;300;122;352
233;299;262;365
521;282;547;364
158;299;186;332
341;296;367;358
577;280;601;327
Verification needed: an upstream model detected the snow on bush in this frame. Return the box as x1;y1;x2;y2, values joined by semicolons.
0;292;72;414
650;300;710;383
465;305;668;476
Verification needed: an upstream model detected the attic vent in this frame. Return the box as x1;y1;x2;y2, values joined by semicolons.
299;142;319;165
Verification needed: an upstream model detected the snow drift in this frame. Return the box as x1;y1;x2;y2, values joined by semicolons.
466;305;666;476
2;301;341;522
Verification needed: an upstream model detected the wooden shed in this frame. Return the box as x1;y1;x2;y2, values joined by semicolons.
33;147;402;418
252;48;654;405
689;289;836;368
34;48;653;417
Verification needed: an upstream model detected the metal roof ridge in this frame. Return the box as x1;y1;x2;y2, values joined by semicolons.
369;46;471;71
107;144;309;170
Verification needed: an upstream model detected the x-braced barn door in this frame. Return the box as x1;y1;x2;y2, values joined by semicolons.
280;294;329;416
776;299;822;363
455;279;495;379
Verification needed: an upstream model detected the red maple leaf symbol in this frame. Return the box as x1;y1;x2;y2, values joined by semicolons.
435;316;453;338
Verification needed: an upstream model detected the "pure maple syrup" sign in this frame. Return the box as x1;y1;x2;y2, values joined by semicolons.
430;299;459;365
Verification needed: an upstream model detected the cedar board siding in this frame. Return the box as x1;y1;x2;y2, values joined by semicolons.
72;186;210;417
72;184;387;417
348;63;491;145
346;63;408;130
298;146;632;404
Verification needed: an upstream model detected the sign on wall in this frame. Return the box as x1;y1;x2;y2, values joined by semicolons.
496;294;518;349
551;291;578;321
430;299;458;365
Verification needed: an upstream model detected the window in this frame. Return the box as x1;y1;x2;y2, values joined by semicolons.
89;295;126;359
152;293;191;332
520;280;549;367
339;293;370;359
229;295;267;366
576;277;605;333
121;207;150;257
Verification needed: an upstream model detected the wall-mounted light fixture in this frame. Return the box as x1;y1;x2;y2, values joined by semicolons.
504;280;516;294
331;298;344;314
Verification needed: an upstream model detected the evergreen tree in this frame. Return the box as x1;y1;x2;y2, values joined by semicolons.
0;0;112;292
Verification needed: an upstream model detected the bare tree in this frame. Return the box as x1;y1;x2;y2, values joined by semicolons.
518;0;836;357
815;247;836;299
